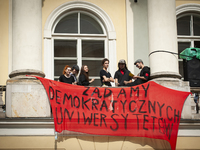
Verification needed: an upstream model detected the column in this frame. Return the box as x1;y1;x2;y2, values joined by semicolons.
12;0;42;73
147;0;191;119
148;0;181;79
6;0;50;117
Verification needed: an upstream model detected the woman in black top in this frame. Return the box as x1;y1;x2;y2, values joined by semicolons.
100;58;114;86
58;65;75;84
78;65;95;86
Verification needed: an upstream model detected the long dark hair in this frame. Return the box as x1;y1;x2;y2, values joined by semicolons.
80;65;89;81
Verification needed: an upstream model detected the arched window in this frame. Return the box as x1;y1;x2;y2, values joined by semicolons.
53;12;107;86
177;12;200;78
43;1;116;86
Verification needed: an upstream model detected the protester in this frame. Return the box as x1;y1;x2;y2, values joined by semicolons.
58;65;75;84
114;59;132;86
78;65;95;86
194;93;199;114
70;64;79;84
100;58;114;86
125;59;150;86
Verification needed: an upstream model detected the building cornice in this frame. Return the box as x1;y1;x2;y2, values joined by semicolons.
0;118;200;136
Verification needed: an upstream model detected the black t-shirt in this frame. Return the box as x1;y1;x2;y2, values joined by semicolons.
70;73;77;82
139;66;150;82
100;69;112;86
59;75;75;84
78;74;90;86
114;69;132;86
126;66;150;87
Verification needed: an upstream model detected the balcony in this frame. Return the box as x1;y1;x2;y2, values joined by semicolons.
0;75;200;150
0;78;200;135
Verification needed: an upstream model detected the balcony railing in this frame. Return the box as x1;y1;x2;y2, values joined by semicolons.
0;85;6;118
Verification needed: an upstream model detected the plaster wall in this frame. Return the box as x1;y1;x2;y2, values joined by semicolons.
132;0;149;75
176;0;200;6
0;136;200;150
0;0;9;85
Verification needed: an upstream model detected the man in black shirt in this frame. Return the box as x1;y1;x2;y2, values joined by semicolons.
100;58;114;86
125;59;150;86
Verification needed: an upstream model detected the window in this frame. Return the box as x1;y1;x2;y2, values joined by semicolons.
53;12;107;86
44;1;116;82
177;14;200;78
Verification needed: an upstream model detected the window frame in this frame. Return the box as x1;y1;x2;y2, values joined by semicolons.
53;37;108;80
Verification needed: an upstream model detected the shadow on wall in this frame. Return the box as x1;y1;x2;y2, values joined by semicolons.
56;135;171;150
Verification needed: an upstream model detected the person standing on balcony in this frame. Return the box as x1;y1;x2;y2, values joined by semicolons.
78;65;95;86
100;58;114;86
125;59;150;86
58;65;75;84
194;93;199;114
70;65;79;85
114;59;132;86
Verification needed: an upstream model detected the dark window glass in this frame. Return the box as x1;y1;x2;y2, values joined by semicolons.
82;40;104;57
54;77;59;81
194;41;200;48
54;60;77;76
177;16;190;35
54;40;77;57
194;16;200;36
80;14;103;34
54;13;78;33
82;60;102;76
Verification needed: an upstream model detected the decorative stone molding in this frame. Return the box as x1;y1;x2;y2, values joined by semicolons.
44;1;116;39
9;69;45;78
150;71;182;80
176;3;200;16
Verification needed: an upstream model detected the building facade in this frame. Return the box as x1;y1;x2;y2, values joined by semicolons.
0;0;200;149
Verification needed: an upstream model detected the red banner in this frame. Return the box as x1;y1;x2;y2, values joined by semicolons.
35;76;191;150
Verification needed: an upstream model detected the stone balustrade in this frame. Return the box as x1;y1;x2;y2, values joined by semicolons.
0;85;6;118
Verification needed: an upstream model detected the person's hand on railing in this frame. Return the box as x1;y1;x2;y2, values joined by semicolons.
89;78;95;83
